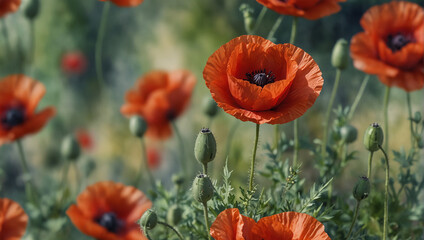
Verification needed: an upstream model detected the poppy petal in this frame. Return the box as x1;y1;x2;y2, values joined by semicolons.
378;66;424;92
210;208;256;240
0;198;28;240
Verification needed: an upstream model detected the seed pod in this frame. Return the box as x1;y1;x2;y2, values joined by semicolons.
139;209;157;230
194;128;217;165
331;39;349;70
61;135;80;161
363;123;384;152
167;205;183;226
202;96;219;118
340;124;358;143
23;0;40;20
192;174;214;203
129;115;147;138
353;176;371;201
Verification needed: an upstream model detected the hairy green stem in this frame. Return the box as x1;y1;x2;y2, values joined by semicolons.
202;202;211;240
267;15;284;40
249;124;260;192
95;1;110;89
253;6;267;34
379;145;390;240
347;75;370;120
367;151;374;179
158;221;185;240
346;200;361;239
383;86;391;152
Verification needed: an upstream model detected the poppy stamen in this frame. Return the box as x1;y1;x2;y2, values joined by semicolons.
386;33;413;52
1;108;26;129
244;69;276;87
96;212;123;233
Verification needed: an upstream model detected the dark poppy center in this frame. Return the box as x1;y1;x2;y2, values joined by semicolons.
96;212;123;233
386;33;412;52
1;108;26;129
244;69;276;87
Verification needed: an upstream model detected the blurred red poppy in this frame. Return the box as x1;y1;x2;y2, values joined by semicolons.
0;198;28;240
203;35;323;125
0;75;56;146
350;1;424;91
210;208;330;240
256;0;345;20
66;181;152;240
99;0;143;7
0;0;20;18
76;129;94;151
121;70;196;139
147;147;160;169
61;51;88;75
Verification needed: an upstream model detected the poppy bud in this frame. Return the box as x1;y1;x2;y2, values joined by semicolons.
418;138;424;149
61;135;80;161
363;123;384;152
353;176;370;201
412;111;422;123
331;39;349;70
202;96;219;118
192;174;214;203
239;4;255;34
194;128;217;165
139;209;157;230
172;174;185;187
23;0;40;20
129;115;147;138
340;124;358;143
166;205;183;226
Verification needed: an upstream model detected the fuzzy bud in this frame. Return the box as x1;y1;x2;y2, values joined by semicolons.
353;176;370;201
139;209;157;230
363;123;384;152
412;111;422;123
202;96;219;118
340;124;358;143
192;174;214;203
23;0;40;20
194;128;217;165
331;39;349;70
129;116;147;138
239;4;255;34
61;135;80;161
166;205;183;226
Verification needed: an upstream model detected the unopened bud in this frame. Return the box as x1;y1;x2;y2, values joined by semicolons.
363;123;384;152
167;205;183;226
23;0;40;20
202;96;219;118
172;174;185;187
192;174;214;203
194;128;217;165
129;116;147;138
353;176;370;201
418;138;424;149
340;124;358;144
412;111;422;123
61;135;80;161
239;4;255;34
139;209;157;230
331;39;349;70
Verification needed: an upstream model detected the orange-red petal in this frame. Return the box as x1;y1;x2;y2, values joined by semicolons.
0;198;28;240
378;66;424;92
0;0;20;18
210;208;256;240
99;0;143;7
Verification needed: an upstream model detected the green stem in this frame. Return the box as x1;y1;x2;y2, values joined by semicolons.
322;69;342;158
172;121;186;175
253;6;267;34
249;124;260;192
1;19;13;71
346;200;361;239
202;164;208;175
367;152;374;179
202;202;211;240
406;93;415;148
61;160;70;189
289;17;298;44
144;229;153;240
74;162;82;193
347;74;370;121
16;140;39;207
28;20;36;68
383;86;391;153
95;1;110;89
158;221;185;240
273;124;279;151
267;15;284;40
140;138;156;190
379;145;390;240
293;119;299;167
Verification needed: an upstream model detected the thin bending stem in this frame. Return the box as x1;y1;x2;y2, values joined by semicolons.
95;1;110;89
158;221;185;240
172;121;186;175
249;124;260;192
289;17;298;44
346;201;361;239
348;74;370;121
290;16;299;167
16;140;39;207
202;202;211;240
140;138;156;190
367;151;374;179
379;145;390;240
406;93;415;148
267;15;284;40
29;20;36;66
253;6;267;34
1;19;11;58
383;86;391;152
322;69;342;158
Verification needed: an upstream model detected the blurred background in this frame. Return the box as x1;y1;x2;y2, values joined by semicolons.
0;0;423;221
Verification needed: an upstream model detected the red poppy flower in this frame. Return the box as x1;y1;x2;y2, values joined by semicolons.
203;35;323;125
350;1;424;92
210;208;331;240
0;198;29;240
147;147;160;169
0;0;20;18
256;0;345;20
61;51;88;75
121;70;196;139
66;181;152;240
99;0;143;7
76;129;94;151
0;75;56;146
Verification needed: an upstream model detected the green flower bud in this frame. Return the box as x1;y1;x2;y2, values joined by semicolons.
412;111;422;123
61;135;80;161
23;0;40;20
202;96;219;118
353;176;370;201
340;124;358;143
172;174;185;187
331;39;349;70
192;174;214;203
363;123;384;152
417;138;424;149
239;4;255;34
166;205;183;226
129;116;147;138
139;209;157;230
194;128;217;165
